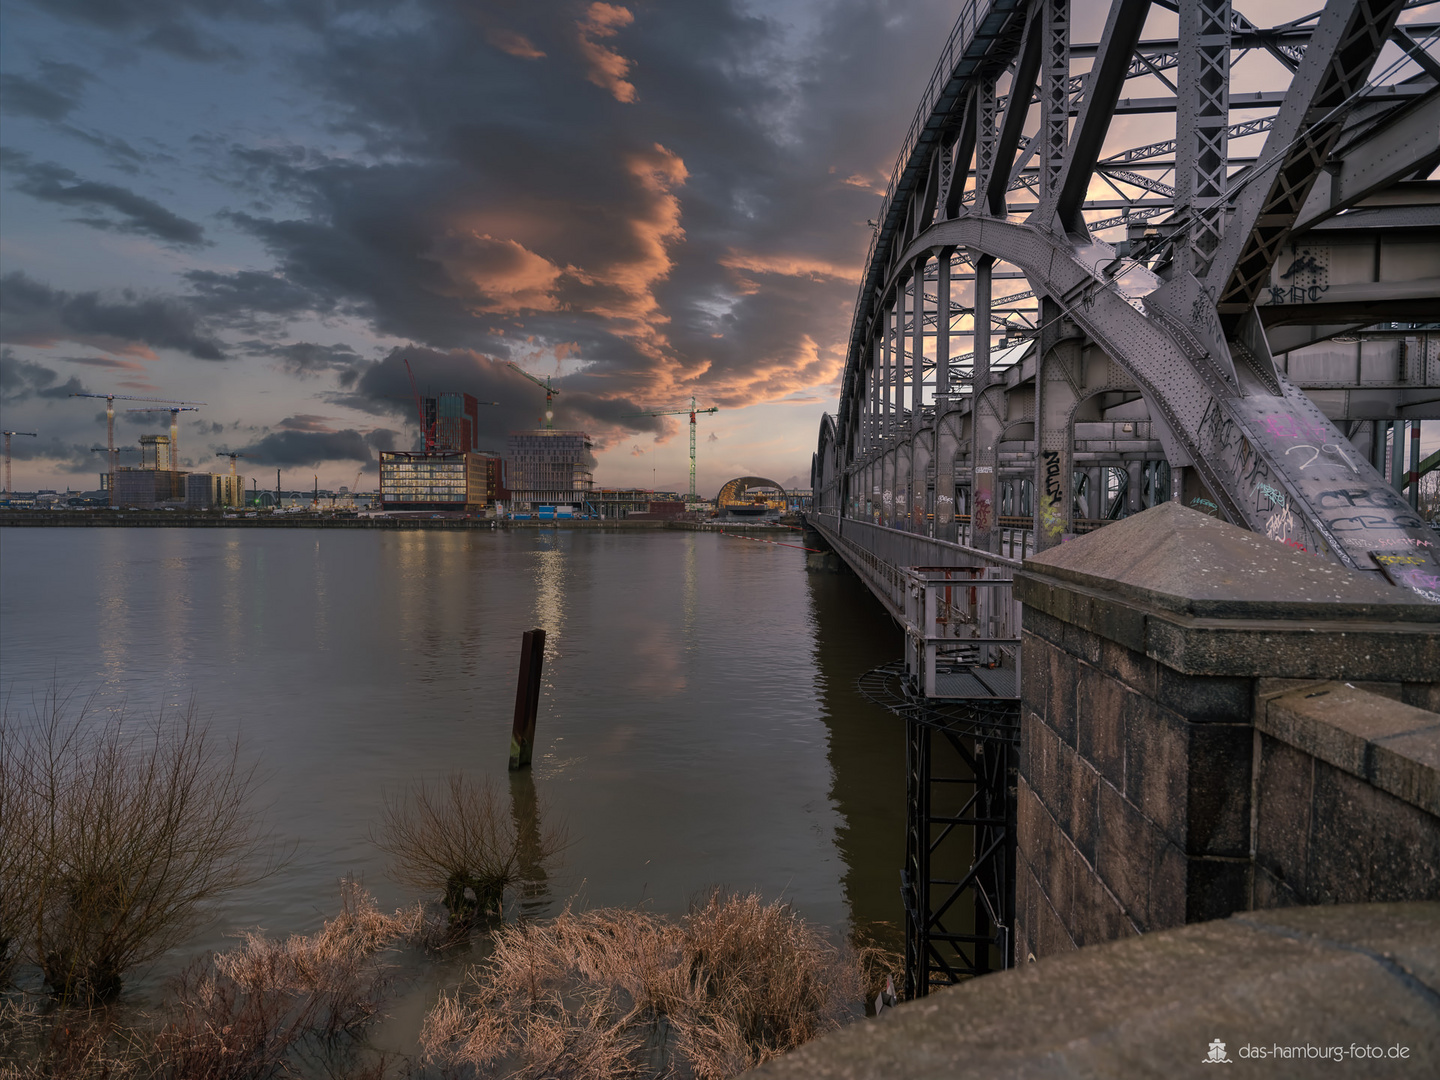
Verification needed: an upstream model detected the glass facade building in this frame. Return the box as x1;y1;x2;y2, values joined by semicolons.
379;451;491;510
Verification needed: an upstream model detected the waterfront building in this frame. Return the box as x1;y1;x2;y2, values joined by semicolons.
432;392;480;452
113;467;185;508
505;430;595;509
587;488;684;519
379;450;492;511
185;472;245;509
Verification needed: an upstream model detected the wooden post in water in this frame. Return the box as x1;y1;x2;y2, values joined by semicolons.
509;628;545;769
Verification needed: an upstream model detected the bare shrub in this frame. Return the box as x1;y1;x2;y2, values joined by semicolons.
421;891;895;1080
1;688;281;1004
373;774;564;927
0;713;38;987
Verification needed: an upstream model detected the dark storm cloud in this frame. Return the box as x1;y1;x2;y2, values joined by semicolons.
0;350;88;402
0;62;93;121
231;428;377;466
0;272;227;360
13;0;957;415
241;340;363;377
332;347;665;452
2;150;208;246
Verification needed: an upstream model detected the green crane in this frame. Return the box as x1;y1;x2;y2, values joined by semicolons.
625;397;718;499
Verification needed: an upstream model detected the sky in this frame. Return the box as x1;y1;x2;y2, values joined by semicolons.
0;0;983;495
1;1;1434;497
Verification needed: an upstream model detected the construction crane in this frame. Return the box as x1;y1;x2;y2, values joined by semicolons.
123;405;199;471
70;392;206;504
624;397;718;500
90;446;137;499
402;357;436;451
508;362;561;429
215;451;246;475
3;431;37;496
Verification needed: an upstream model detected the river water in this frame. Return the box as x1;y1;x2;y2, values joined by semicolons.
0;527;905;998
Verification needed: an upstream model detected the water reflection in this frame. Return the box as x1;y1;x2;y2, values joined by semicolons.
806;566;906;955
0;529;905;966
508;768;552;920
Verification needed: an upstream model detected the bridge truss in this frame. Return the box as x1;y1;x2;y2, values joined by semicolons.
812;0;1440;586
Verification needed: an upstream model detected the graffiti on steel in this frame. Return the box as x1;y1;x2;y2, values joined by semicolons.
1040;450;1065;542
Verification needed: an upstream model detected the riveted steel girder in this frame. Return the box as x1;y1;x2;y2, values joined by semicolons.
1211;0;1409;325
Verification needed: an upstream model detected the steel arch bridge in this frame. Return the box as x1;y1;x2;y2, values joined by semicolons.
811;0;1440;585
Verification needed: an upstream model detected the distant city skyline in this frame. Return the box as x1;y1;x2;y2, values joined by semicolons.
0;0;979;496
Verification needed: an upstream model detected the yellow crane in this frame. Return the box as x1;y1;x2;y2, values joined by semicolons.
3;431;37;496
508;362;561;428
624;397;718;499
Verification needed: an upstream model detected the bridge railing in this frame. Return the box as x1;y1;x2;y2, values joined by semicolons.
806;512;1021;619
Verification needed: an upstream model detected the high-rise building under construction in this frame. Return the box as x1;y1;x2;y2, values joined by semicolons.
505;430;595;509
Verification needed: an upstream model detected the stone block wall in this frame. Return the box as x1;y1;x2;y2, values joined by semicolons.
1012;503;1440;964
1253;681;1440;909
1017;608;1256;960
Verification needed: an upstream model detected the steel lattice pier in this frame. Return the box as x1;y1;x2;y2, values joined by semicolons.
861;662;1020;996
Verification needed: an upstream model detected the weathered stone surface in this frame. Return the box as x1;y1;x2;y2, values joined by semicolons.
1254;735;1314;900
745;903;1440;1080
1017;506;1440;680
1076;664;1126;792
1022;502;1440;621
1309;763;1440;904
1261;682;1440;816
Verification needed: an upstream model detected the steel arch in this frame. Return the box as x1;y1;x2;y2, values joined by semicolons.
819;0;1440;590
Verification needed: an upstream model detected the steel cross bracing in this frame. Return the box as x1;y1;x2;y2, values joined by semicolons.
816;0;1440;596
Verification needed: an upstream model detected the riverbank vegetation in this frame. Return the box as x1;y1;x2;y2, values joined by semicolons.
1;692;895;1078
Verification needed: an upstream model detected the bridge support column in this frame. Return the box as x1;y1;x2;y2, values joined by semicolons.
934;248;957;541
1033;303;1081;551
896;439;911;532
1014;503;1439;962
912;429;932;536
971;252;1002;553
936;410;959;542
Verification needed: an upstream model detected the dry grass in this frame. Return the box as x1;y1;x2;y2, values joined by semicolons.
0;881;419;1080
421;891;897;1080
155;878;420;1077
373;774;565;928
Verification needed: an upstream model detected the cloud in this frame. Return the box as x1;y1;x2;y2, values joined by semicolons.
0;62;92;121
231;429;379;467
0;272;227;360
2;150;207;246
242;340;362;377
577;3;637;103
58;354;149;373
487;28;545;59
277;414;340;432
719;251;856;281
429;231;563;314
1;350;86;403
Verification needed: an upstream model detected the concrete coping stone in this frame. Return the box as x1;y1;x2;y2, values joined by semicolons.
1021;502;1440;622
744;902;1440;1079
1261;681;1440;817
